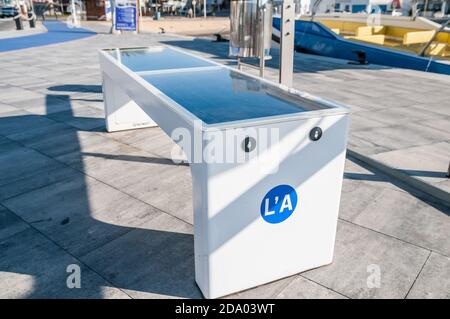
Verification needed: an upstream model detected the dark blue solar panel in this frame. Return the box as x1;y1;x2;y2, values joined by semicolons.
142;68;330;124
108;47;214;72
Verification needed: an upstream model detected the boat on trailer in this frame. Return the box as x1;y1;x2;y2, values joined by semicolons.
272;14;450;75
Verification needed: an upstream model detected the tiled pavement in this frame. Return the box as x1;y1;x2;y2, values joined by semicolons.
0;30;449;298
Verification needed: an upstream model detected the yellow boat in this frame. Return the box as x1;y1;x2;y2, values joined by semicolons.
311;14;450;59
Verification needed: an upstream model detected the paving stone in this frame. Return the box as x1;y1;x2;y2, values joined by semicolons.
420;116;450;135
0;89;43;104
55;134;157;168
348;134;391;155
48;83;102;94
97;126;178;161
226;277;294;299
275;276;347;299
0;145;75;201
103;126;164;146
340;167;390;221
3;175;162;256
0;111;56;136
372;142;450;185
46;105;105;131
7;95;79;115
350;188;450;256
80;212;201;299
436;180;450;193
20;79;61;91
0;135;10;146
352;122;449;153
0;138;20;152
0;108;30;118
394;90;449;104
0;164;79;202
71;96;105;110
343;95;415;110
0;206;29;241
6;122;77;146
126;129;184;160
349;113;389;132
357;106;444;126
117;164;193;224
407;252;450;299
0;70;21;80
0;228;129;298
4;76;48;87
409;100;450;117
30;129;111;159
0;103;18;114
302;221;430;299
56;137;193;223
343;158;399;191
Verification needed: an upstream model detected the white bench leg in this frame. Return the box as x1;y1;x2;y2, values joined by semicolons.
102;72;158;132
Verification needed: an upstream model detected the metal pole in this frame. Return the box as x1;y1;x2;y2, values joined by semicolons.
204;0;206;18
138;0;142;33
259;2;265;78
110;0;117;34
447;161;450;178
70;0;77;25
279;0;295;87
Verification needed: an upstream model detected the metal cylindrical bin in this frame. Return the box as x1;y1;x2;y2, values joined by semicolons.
229;0;272;58
14;16;23;30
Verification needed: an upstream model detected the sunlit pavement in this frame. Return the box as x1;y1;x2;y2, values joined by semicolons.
0;24;449;299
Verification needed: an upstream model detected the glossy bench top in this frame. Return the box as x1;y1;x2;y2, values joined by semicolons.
105;47;340;125
106;47;214;72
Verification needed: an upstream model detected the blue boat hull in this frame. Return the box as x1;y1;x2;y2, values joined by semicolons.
272;17;450;75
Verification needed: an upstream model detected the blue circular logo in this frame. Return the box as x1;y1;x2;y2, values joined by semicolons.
260;185;298;224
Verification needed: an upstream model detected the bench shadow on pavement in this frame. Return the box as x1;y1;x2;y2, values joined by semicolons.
0;94;201;298
48;84;103;94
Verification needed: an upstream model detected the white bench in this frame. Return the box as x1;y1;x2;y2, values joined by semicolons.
99;46;350;298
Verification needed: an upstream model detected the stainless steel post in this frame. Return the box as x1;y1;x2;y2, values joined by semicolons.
279;0;295;87
258;0;265;78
